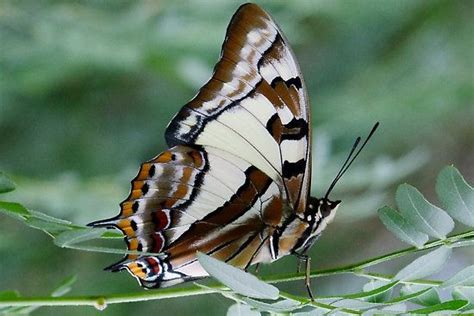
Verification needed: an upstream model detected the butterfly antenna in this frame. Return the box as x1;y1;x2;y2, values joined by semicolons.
324;122;379;199
324;136;361;199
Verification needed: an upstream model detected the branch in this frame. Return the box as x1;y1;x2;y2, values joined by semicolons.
1;229;472;308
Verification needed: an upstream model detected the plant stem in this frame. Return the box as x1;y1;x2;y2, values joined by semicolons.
279;291;361;315
354;271;442;286
263;229;474;284
1;230;472;308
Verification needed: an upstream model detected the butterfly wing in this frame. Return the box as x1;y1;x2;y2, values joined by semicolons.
166;3;311;214
89;3;312;288
90;145;283;288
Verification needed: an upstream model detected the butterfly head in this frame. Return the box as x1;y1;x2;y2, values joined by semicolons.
294;196;341;255
305;196;341;225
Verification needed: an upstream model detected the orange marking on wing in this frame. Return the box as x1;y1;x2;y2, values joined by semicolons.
121;204;133;217
137;163;151;180
155;151;173;163
117;219;135;237
121;209;133;218
127;262;146;278
117;219;131;229
128;238;139;251
131;189;142;199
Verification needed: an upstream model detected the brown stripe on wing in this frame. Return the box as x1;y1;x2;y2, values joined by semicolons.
169;218;265;268
182;5;274;116
164;167;273;266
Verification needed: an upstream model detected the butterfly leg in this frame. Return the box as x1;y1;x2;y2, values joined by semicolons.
304;255;315;301
294;252;314;300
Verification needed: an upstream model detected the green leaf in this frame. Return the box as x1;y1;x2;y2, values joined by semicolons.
396;184;454;239
436;166;474;227
362;280;394;303
0;291;21;313
316;298;381;309
0;172;15;193
54;228;108;247
227;303;260;316
0;201;30;220
388;287;432;303
23;210;78;237
240;297;302;313
363;303;407;315
441;265;474;288
25;218;74;237
378;206;429;248
394;246;452;281
0;290;20;300
452;286;474;308
28;210;72;225
197;252;279;300
400;284;440;306
51;275;77;297
101;231;123;238
293;307;329;316
409;299;468;314
344;280;398;301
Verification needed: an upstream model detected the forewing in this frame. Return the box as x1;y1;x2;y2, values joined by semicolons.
165;3;311;213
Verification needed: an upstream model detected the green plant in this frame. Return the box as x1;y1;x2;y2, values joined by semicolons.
0;165;473;315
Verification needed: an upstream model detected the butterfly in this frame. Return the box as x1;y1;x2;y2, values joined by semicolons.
88;3;378;298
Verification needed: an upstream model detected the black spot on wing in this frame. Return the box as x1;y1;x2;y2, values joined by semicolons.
270;76;302;90
132;201;139;213
141;183;149;195
265;113;279;134
282;158;306;178
281;118;308;141
148;165;156;178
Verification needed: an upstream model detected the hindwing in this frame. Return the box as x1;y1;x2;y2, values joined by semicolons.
90;145;284;287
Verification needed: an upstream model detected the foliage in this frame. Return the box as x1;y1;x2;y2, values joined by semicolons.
1;1;473;315
0;166;473;315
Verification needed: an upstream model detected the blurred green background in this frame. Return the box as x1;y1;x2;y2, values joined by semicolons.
1;0;473;315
